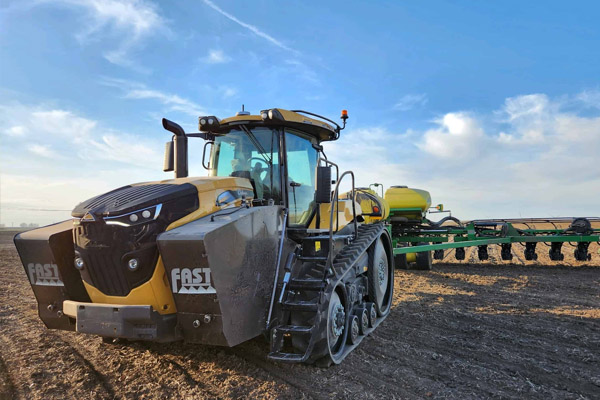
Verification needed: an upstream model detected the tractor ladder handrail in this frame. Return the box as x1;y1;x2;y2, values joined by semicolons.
327;170;358;270
266;207;288;330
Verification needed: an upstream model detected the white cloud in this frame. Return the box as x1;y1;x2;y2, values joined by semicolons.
221;87;237;98
575;89;600;109
125;89;206;117
418;112;485;159
393;93;428;111
0;101;161;167
202;0;298;54
503;94;550;121
324;127;413;192
0;101;167;225
202;49;231;64
4;125;26;136
31;109;98;143
40;0;169;69
283;59;319;85
324;91;600;219
28;144;60;158
100;77;208;117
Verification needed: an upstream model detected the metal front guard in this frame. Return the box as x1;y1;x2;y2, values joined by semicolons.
63;301;180;342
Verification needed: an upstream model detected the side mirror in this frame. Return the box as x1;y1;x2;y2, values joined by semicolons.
163;141;174;172
315;166;332;204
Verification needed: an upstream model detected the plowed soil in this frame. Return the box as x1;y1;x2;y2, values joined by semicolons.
1;229;599;399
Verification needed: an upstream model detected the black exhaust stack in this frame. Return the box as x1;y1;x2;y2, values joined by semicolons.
162;118;188;178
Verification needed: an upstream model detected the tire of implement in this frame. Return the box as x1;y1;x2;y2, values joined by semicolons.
414;242;433;270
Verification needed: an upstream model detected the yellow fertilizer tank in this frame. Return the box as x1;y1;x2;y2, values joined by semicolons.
384;186;431;221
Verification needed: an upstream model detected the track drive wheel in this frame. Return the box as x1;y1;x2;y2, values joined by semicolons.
368;237;394;317
414;242;432;270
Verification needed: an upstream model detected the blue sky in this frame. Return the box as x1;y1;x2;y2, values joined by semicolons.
1;0;600;225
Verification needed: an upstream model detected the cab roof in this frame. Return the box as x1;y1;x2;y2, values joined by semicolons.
200;108;340;142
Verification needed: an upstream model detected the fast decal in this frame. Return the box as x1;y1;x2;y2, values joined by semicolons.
171;268;216;294
27;263;64;286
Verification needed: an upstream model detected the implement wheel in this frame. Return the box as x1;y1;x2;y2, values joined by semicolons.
414;242;432;270
394;253;409;269
394;243;409;269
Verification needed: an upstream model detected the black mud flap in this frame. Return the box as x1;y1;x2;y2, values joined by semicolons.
13;221;90;330
158;206;291;347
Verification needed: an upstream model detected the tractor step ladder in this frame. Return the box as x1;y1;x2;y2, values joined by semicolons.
268;235;332;363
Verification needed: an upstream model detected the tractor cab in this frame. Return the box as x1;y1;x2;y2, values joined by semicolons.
164;108;350;230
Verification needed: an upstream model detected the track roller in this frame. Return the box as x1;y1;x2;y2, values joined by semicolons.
357;307;369;335
347;315;360;345
365;303;377;328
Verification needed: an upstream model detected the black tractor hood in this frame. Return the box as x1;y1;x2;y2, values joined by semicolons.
72;183;198;218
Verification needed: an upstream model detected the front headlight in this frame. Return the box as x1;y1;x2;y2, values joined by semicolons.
104;204;162;227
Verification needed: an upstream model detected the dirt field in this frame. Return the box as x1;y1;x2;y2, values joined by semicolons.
1;229;599;399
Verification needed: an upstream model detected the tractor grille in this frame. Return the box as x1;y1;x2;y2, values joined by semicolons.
73;187;199;296
74;222;160;296
84;250;132;296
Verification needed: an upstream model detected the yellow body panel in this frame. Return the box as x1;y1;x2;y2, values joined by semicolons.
83;257;174;314
308;200;362;230
341;188;390;224
83;176;254;314
161;176;254;231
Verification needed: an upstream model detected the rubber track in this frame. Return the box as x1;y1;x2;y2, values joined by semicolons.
307;223;385;363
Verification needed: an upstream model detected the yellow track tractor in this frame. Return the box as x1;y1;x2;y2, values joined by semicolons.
15;108;396;366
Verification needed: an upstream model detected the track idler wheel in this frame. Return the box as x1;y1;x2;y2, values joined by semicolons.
325;289;347;358
414;243;432;270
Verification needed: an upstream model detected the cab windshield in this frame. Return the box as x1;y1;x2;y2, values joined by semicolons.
285;130;318;226
209;127;281;203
